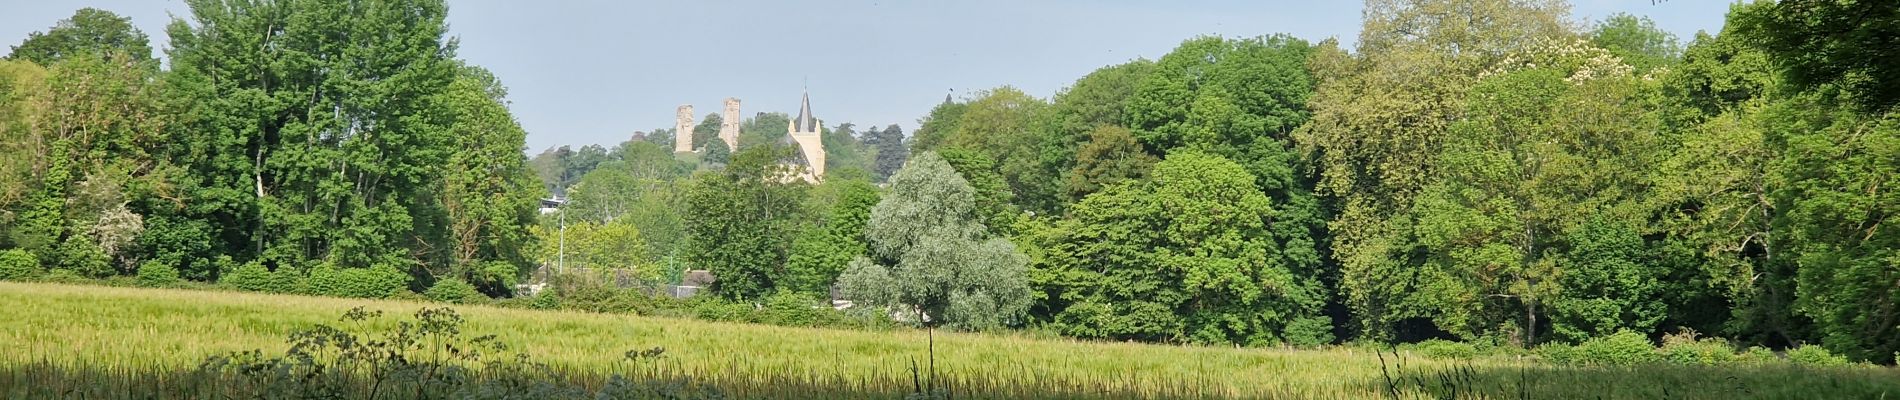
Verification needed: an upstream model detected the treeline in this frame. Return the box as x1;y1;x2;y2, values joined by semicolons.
4;0;1898;365
651;0;1900;365
0;2;543;295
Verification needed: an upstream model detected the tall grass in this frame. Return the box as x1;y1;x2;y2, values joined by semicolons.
3;282;1897;399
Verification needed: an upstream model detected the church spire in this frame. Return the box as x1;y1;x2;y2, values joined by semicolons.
794;89;816;132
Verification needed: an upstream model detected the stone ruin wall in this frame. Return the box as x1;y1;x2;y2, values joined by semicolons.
718;98;741;151
673;104;694;152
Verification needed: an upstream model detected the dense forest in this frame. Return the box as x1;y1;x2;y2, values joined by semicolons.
3;0;1898;365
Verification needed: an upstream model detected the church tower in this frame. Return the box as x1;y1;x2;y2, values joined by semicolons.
786;91;825;182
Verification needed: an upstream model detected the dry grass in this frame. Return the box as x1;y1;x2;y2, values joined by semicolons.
3;281;1896;399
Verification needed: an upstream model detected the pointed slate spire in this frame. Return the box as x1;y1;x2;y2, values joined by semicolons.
794;90;817;132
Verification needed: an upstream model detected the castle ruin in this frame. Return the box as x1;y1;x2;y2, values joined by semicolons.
671;92;826;182
718;98;741;151
672;104;694;153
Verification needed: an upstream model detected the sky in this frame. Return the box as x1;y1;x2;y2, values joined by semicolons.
3;0;1734;152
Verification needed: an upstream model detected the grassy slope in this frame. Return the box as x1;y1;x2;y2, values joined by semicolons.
3;281;1897;399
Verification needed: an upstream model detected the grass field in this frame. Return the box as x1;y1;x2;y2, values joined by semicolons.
3;281;1897;399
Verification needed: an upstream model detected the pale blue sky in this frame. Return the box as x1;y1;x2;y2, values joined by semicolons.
4;1;1734;152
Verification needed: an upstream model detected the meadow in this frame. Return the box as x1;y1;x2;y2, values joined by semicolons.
3;281;1897;399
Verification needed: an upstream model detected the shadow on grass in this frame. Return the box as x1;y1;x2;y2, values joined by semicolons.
1358;349;1900;400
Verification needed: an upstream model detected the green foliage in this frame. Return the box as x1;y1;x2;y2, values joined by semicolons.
305;264;412;299
1732;0;1900;111
530;145;612;194
436;65;542;281
1546;331;1658;366
1657;331;1738;366
701;138;731;165
692;112;723;149
53;235;113;278
423;278;488;304
165;0;499;273
217;262;274;293
1772;99;1900;363
782;180;879;294
1040;151;1325;345
1126;35;1337;343
840;152;1031;330
0;249;39;281
1589;13;1680;73
466;260;522;297
822;123;875;178
1040;60;1154;208
1411;339;1479;359
1063;125;1155;202
737;112;792;150
1549;218;1666;343
1284;317;1337;348
535;220;652;280
1739;346;1782;365
864;124;908;183
909;98;966;153
935;148;1019;236
133;215;217;281
682;145;808;300
6;8;152;65
133;261;180;287
940;87;1057;212
0;60;46;233
694;291;847;328
1786;345;1850;367
1300;0;1572;340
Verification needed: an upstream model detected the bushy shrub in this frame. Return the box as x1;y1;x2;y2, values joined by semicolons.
219;262;271;292
693;299;757;322
758;291;827;327
1739;346;1781;364
1283;317;1336;348
531;292;561;309
1787;345;1850;366
1412;339;1479;359
54;236;113;278
1536;342;1577;364
1547;330;1657;366
1657;331;1737;365
220;262;306;294
0;249;40;281
425;278;488;304
135;261;182;287
546;273;662;314
306;264;411;299
467;260;521;296
271;267;307;294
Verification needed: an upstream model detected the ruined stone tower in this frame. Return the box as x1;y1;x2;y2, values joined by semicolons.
786;91;825;182
673;104;695;153
718;98;741;151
